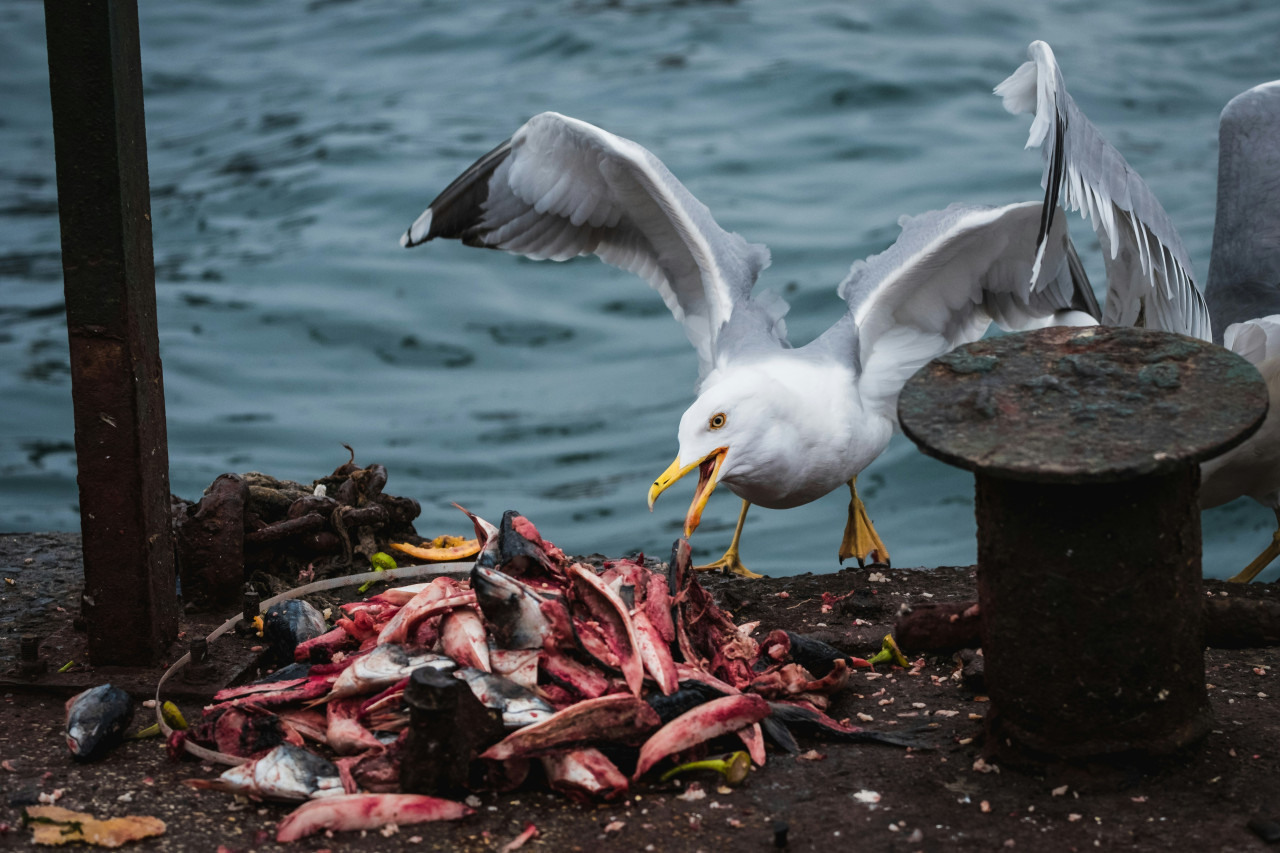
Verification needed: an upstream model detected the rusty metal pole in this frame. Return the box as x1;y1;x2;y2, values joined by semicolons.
43;0;178;664
899;326;1267;759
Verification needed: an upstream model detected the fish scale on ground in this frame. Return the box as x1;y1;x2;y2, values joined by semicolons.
175;507;917;842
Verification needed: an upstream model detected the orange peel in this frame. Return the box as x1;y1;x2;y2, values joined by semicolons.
390;535;481;562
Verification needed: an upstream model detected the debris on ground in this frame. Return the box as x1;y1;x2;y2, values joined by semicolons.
172;508;912;840
23;805;165;847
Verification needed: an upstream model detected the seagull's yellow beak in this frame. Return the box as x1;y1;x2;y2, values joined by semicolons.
648;447;727;537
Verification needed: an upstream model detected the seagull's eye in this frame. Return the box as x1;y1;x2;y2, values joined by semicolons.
709;412;727;430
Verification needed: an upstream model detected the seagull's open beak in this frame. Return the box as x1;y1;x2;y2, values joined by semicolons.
648;447;727;537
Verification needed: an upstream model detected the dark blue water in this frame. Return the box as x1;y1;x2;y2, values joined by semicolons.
3;0;1279;577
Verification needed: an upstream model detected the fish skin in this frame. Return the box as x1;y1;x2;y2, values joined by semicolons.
568;563;644;696
633;693;770;780
441;607;491;672
540;748;629;803
455;667;555;728
496;510;568;584
275;793;473;842
263;599;328;665
65;684;133;762
251;662;312;684
472;566;573;651
185;744;344;801
481;694;661;761
759;714;800;755
327;644;455;701
376;578;475;645
645;679;729;725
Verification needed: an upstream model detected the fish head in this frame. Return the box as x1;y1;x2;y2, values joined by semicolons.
471;566;552;649
64;684;134;761
255;744;341;801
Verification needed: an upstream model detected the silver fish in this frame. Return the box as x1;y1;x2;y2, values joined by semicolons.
328;644;455;700
186;744;344;801
454;667;555;728
65;683;133;761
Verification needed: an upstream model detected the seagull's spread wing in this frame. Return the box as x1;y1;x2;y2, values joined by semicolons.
402;112;775;379
996;40;1211;341
1207;81;1280;341
819;201;1097;421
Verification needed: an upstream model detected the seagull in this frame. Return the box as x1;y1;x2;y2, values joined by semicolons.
997;42;1280;581
399;48;1203;578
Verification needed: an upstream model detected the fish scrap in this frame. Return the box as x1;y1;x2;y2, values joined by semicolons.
179;508;917;841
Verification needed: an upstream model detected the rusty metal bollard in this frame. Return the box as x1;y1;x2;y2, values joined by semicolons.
899;326;1267;759
400;668;504;796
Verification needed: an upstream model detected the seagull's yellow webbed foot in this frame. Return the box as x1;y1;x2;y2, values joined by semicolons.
839;477;890;567
1227;508;1280;584
693;500;763;579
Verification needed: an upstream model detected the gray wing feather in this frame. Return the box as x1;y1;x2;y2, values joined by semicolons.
815;201;1095;420
401;112;776;378
996;41;1212;341
1206;81;1280;342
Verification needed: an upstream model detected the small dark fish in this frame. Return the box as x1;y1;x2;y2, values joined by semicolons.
759;715;801;755
455;667;555;728
645;679;727;725
779;631;856;678
65;684;134;761
264;599;328;665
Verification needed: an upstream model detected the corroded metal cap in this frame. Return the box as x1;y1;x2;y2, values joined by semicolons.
898;326;1268;484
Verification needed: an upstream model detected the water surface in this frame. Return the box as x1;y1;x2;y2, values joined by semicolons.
3;0;1278;577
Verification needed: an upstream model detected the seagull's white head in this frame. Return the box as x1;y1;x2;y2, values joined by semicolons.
647;365;808;536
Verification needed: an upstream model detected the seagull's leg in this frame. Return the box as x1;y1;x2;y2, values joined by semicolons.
694;500;762;579
839;477;890;567
1227;508;1280;584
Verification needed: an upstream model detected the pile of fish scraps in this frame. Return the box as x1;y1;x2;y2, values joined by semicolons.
175;509;918;842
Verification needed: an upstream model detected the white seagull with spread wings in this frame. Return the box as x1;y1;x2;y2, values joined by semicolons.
1001;42;1280;581
401;42;1209;578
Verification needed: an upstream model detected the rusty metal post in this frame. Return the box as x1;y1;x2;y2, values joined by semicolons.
43;0;178;664
899;326;1267;759
400;668;504;796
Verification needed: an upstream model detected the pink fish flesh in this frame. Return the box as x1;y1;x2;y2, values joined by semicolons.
633;693;770;779
326;698;385;755
631;608;678;696
275;793;473;842
489;648;541;690
568;563;644;696
540;650;610;701
481;694;660;761
540;748;628;803
441;607;491;672
294;626;358;664
276;708;330;745
377;578;474;645
737;722;767;767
